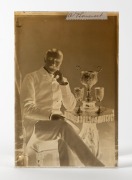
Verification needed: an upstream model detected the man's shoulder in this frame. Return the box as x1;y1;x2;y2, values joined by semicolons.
24;68;41;80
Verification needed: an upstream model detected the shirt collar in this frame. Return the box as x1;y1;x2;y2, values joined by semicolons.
39;67;54;78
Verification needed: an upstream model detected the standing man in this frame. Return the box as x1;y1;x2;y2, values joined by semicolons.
20;48;104;167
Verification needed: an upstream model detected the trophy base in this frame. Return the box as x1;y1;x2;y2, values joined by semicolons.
82;101;98;113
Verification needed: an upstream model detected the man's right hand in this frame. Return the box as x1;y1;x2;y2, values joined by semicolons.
50;114;65;121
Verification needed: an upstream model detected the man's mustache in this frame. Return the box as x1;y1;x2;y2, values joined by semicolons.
49;65;59;69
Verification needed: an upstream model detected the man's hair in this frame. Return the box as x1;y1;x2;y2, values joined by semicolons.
45;48;63;61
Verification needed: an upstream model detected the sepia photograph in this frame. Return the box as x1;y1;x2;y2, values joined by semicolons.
15;12;118;167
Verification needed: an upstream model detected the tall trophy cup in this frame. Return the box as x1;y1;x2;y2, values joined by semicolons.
81;66;102;112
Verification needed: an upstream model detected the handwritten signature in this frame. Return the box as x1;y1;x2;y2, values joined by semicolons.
66;12;107;20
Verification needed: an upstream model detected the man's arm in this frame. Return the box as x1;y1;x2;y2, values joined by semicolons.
54;70;76;111
20;74;51;121
60;79;76;111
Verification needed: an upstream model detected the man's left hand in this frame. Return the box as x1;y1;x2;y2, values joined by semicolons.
50;114;65;121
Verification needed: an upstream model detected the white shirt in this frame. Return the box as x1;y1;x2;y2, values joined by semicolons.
20;67;76;122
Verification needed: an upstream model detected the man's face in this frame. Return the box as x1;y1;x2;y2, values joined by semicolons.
44;56;63;74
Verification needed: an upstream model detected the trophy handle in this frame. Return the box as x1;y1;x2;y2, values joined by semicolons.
97;66;102;73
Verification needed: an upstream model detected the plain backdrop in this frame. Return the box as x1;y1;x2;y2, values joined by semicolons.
0;0;132;180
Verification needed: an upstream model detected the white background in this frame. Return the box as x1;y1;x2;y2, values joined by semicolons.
0;0;132;179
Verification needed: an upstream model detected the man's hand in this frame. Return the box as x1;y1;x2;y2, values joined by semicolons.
54;70;68;85
50;114;65;121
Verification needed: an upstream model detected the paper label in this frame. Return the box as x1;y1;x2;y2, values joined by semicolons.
66;12;107;20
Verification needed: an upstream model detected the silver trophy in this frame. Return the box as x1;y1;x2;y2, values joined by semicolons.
95;87;104;114
81;66;102;112
74;87;84;115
